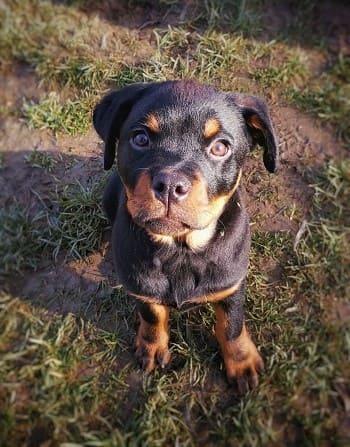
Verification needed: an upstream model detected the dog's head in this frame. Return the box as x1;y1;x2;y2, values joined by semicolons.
93;80;278;239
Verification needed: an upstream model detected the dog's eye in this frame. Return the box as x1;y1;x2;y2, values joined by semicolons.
132;131;150;148
209;141;230;158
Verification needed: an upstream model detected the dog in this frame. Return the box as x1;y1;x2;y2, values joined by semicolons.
93;80;278;394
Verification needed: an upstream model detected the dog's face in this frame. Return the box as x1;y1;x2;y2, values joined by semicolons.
93;80;278;237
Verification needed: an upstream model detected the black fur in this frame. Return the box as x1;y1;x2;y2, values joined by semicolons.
93;80;278;386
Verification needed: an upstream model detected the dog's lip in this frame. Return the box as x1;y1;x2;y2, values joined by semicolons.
144;217;198;235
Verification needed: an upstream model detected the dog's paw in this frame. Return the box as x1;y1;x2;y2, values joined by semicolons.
225;345;264;394
135;334;171;372
218;324;264;394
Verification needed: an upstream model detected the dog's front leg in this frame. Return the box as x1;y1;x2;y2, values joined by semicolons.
214;281;264;394
134;301;171;372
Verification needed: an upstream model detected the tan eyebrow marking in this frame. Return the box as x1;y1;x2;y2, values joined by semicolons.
145;113;160;133
204;117;221;139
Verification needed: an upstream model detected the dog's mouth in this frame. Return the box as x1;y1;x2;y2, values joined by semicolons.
125;169;242;238
143;216;198;236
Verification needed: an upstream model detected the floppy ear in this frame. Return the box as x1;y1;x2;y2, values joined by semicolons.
93;83;151;170
230;93;279;173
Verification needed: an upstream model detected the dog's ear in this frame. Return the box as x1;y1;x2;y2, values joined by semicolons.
229;94;279;173
93;83;151;170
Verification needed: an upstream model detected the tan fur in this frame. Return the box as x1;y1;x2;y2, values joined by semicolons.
204;117;221;138
214;313;264;391
246;114;263;131
127;169;242;251
145;169;242;250
135;303;170;372
145;113;160;133
128;277;244;306
125;171;163;220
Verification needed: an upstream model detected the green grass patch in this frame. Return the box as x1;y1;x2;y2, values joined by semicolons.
0;204;47;281
252;51;309;91
22;92;93;136
183;0;262;34
0;175;109;281
25;148;57;172
290;55;350;142
291;160;350;298
0;0;143;89
110;27;311;95
46;176;109;259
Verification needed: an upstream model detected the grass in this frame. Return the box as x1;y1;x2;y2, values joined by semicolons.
1;0;350;445
25;148;57;172
0;204;46;281
0;175;109;284
3;0;347;136
1;161;349;445
290;55;350;142
48;177;109;259
23;92;93;136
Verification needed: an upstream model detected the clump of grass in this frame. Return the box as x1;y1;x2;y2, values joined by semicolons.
36;56;121;91
22;92;92;136
290;55;350;142
172;0;262;34
25;149;57;172
47;176;109;259
0;204;47;281
252;51;309;91
291;160;350;298
0;177;110;280
0;0;143;89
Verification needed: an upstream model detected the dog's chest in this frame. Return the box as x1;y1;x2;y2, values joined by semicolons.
114;231;247;307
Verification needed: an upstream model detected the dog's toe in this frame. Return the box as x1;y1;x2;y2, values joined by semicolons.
226;353;264;394
135;339;171;372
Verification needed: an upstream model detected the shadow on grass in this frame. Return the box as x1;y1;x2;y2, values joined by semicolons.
60;0;350;51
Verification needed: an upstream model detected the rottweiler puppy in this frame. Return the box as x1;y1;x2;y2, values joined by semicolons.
93;80;278;394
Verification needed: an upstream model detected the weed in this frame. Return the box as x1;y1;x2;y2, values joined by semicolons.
252;51;309;91
178;0;262;34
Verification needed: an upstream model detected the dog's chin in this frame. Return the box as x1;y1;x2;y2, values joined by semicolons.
143;217;190;236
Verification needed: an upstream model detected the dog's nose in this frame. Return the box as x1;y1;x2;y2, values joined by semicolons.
152;171;191;204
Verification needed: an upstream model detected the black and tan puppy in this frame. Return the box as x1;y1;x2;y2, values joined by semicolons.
93;80;278;394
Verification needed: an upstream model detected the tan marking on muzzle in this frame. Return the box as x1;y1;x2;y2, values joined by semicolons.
146;169;242;250
125;171;163;220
